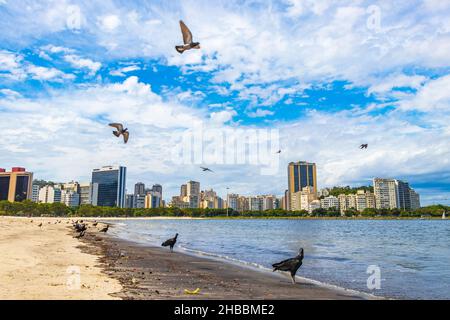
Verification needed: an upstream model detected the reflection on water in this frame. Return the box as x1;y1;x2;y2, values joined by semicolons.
109;219;450;299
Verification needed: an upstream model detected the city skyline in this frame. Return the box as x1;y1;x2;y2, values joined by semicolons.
0;162;427;211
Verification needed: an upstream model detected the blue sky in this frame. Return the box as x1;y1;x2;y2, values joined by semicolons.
1;0;449;205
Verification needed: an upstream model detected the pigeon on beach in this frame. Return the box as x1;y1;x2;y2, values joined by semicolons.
175;20;200;54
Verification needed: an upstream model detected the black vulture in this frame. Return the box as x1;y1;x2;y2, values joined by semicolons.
161;233;178;252
37;222;42;227
272;248;304;284
74;223;87;233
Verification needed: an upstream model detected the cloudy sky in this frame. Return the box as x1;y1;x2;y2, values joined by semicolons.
1;0;449;205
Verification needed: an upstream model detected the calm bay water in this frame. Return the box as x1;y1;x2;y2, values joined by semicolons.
109;219;450;299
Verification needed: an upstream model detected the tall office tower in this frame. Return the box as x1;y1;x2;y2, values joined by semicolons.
373;178;398;209
152;184;162;198
134;182;145;197
0;167;33;202
288;161;318;195
396;180;412;210
186;181;200;208
79;183;92;205
180;184;187;197
91;166;127;208
38;185;62;204
31;184;40;203
410;189;421;210
61;189;80;207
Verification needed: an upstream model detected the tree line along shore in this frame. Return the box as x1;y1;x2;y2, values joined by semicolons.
0;200;448;219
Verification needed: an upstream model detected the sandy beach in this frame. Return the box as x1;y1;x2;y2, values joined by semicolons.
0;216;374;300
0;216;121;299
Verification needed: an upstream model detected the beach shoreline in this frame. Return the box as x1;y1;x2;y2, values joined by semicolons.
80;224;378;300
0;216;380;300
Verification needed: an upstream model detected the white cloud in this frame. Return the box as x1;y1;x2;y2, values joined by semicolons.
98;14;122;32
398;75;450;112
0;50;73;82
63;54;102;75
247;109;275;118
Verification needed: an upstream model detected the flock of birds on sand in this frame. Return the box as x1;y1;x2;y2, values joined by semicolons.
65;20;370;285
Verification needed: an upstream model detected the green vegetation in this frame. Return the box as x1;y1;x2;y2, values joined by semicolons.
0;200;448;219
327;186;373;197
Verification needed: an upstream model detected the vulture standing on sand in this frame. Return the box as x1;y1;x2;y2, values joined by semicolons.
272;248;304;284
161;233;178;252
74;223;87;233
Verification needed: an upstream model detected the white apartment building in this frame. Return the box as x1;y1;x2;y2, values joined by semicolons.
38;185;62;204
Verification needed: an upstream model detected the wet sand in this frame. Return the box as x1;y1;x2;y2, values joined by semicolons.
81;228;373;300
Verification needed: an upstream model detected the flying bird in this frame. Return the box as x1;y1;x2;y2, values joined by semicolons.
200;166;213;172
109;123;129;144
272;248;304;284
175;20;200;54
275;150;281;154
360;144;368;149
161;233;178;252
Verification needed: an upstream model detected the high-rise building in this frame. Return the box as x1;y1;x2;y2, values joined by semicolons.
227;194;239;211
373;178;418;210
79;183;92;205
134;182;145;196
31;184;40;203
290;186;317;211
61;189;80;207
0;167;33;202
288;161;318;195
180;184;187;197
38;185;62;204
373;178;398;209
145;192;161;208
91;166;126;208
152;184;162;198
396;180;411;210
338;194;357;214
125;194;135;209
410;189;421;210
186;181;200;208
